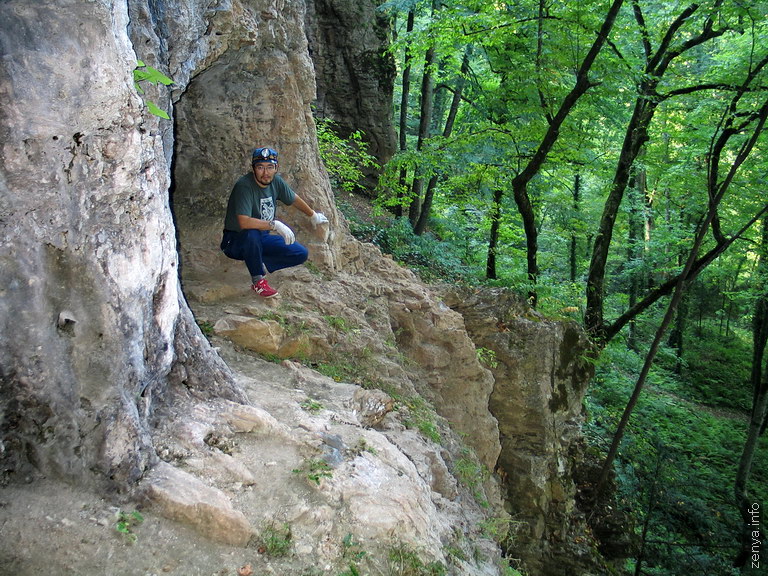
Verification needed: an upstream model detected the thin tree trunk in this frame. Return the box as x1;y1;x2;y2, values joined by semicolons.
414;46;471;236
586;95;655;340
414;173;439;236
595;196;712;497
734;363;768;569
634;443;666;576
734;216;768;568
667;292;688;375
570;172;580;283
486;188;503;279
627;174;642;351
395;10;415;218
408;1;439;227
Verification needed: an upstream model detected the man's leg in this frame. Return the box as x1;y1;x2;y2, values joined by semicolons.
261;234;309;273
222;229;268;281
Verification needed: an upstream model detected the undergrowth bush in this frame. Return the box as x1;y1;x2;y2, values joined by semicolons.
349;217;473;282
680;327;752;411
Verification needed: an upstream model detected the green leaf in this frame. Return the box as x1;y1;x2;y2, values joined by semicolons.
144;65;174;86
133;62;173;87
133;60;174;119
146;100;170;120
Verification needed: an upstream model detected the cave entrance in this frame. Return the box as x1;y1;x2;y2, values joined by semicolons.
169;51;282;296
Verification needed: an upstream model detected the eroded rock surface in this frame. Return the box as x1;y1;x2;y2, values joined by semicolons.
444;287;599;576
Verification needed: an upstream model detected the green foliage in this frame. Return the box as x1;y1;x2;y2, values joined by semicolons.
256;521;292;557
351;437;377;456
341;532;367;563
315;359;358;383
324;314;351;332
386;542;446;576
337;564;362;576
196;319;214;337
454;447;491;507
316;116;378;192
478;515;519;550
680;328;753;412
115;509;144;543
300;398;324;414
351;217;473;282
394;394;442;444
196;3;768;573
293;458;334;485
476;347;498;369
587;336;768;576
132;60;173;119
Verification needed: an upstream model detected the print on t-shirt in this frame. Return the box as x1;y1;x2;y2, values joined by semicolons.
260;197;275;222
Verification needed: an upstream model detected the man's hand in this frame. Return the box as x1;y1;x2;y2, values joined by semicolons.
311;212;329;227
272;220;295;245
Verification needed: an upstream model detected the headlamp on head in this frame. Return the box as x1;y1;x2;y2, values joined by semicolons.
252;147;278;166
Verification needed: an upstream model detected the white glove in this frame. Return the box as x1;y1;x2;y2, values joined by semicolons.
310;211;329;227
271;220;295;245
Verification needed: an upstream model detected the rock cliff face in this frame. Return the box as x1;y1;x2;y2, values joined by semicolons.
444;288;598;576
0;1;599;574
305;0;398;184
0;0;218;487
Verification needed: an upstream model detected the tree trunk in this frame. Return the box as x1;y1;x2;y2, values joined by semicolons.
408;2;439;227
667;292;688;375
734;216;768;567
595;184;712;498
627;175;643;351
570;172;580;284
413;46;471;236
395;10;415;218
585;2;725;342
486;188;503;279
585;96;654;341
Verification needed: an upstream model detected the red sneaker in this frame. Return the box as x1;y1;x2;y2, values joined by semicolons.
251;278;278;298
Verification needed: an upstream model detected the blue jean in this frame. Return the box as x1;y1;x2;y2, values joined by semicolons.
220;229;308;277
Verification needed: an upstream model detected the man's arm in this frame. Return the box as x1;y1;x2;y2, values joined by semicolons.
291;195;316;218
237;214;273;231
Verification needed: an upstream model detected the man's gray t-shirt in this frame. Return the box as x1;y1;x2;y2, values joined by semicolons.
224;172;296;231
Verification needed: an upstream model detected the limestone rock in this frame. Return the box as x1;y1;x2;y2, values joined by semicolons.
141;461;253;546
443;286;598;576
0;0;599;573
351;388;394;428
224;402;284;434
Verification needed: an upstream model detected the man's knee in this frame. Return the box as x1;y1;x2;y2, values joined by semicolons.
285;243;309;267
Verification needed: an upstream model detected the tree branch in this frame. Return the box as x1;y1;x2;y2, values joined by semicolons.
604;203;768;342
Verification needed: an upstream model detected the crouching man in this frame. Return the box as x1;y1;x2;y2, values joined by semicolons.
220;146;329;297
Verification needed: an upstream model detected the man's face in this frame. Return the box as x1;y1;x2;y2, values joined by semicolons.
252;162;277;187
